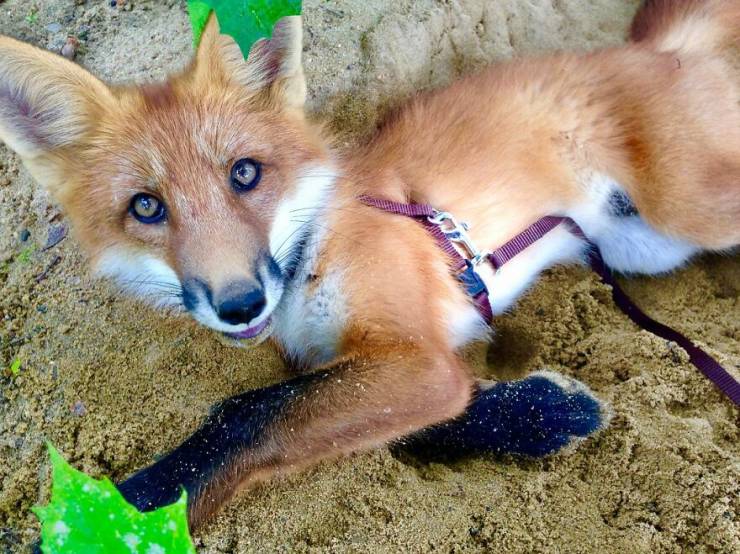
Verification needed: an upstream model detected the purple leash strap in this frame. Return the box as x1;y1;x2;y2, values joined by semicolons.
489;216;569;269
588;247;740;406
495;215;739;405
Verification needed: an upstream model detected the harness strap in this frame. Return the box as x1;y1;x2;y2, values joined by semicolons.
359;195;492;320
357;195;463;268
489;216;579;269
359;195;739;406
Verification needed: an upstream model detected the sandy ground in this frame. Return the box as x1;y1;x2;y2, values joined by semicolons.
0;0;738;552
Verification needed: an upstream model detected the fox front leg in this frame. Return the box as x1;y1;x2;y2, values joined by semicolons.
117;345;473;530
402;371;607;458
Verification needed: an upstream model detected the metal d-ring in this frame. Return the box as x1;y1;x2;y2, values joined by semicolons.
428;209;489;265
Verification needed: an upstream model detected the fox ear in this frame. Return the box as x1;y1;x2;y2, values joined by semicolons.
194;14;306;110
0;36;112;161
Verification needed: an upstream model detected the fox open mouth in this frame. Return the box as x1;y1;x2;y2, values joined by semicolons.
225;317;272;340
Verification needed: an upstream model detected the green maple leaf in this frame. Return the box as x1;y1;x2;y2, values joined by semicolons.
187;0;302;58
33;444;195;554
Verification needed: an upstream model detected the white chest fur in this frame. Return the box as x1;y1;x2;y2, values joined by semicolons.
272;270;348;368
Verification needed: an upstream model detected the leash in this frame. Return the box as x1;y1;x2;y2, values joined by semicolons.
588;248;740;405
358;195;740;406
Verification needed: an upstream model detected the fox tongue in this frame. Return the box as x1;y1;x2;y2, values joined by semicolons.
229;318;270;340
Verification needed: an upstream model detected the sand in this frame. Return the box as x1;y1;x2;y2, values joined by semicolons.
0;0;738;552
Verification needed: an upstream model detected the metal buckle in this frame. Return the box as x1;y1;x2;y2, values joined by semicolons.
458;261;488;296
428;210;489;266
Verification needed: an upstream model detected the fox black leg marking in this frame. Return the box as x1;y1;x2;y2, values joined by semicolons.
118;369;604;520
116;347;471;529
117;370;329;513
401;371;606;458
608;190;639;218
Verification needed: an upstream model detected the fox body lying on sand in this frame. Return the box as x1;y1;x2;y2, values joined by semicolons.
0;0;738;531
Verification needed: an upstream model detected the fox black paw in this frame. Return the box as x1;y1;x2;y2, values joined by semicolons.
116;465;189;513
402;370;607;458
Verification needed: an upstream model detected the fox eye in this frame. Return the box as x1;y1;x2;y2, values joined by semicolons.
130;193;166;224
230;158;261;192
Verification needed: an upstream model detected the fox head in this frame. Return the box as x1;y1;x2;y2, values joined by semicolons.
0;16;335;344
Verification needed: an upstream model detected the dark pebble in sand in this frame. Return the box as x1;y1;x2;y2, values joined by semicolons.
61;37;80;60
71;400;87;417
19;229;30;242
43;224;68;250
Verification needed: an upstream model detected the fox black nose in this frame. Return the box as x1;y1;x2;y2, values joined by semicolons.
216;284;266;326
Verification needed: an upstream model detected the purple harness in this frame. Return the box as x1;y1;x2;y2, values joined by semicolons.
359;195;740;406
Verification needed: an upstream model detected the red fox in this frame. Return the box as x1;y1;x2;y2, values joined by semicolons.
0;0;738;532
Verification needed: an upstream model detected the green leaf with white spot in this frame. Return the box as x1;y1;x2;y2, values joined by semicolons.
33;444;195;554
187;0;302;57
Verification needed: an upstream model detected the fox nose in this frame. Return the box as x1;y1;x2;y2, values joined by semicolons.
216;284;266;326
